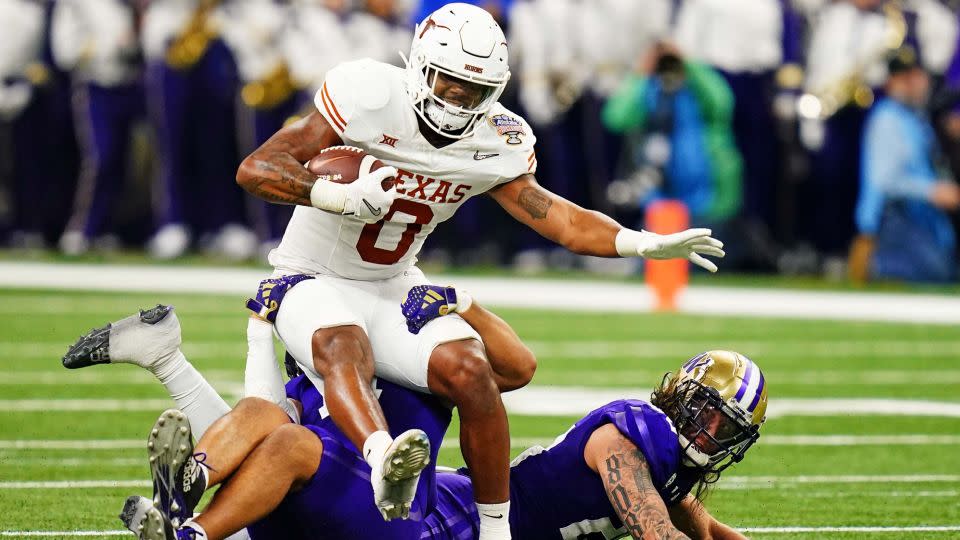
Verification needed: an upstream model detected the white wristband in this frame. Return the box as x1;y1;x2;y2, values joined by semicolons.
614;228;646;257
309;178;349;213
454;289;473;314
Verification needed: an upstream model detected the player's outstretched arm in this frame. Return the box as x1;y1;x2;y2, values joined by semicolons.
583;424;692;540
236;111;343;206
401;286;536;391
668;496;747;540
488;174;725;272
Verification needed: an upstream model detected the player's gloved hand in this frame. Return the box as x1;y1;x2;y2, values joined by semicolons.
343;166;399;224
616;228;725;273
245;274;314;323
401;285;473;334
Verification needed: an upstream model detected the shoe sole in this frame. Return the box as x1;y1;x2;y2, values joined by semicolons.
62;324;111;369
148;409;193;527
379;430;431;520
140;506;172;540
62;305;173;369
119;495;152;534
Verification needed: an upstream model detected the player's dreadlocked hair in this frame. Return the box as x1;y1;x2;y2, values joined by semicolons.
650;372;720;501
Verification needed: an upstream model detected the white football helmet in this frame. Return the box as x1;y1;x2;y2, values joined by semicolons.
403;3;510;138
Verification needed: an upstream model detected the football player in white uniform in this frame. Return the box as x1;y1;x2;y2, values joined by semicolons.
235;4;725;539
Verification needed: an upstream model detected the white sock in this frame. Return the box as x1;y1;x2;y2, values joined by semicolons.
244;318;299;422
477;501;511;540
363;430;393;469
108;308;182;368
150;350;230;438
181;519;208;538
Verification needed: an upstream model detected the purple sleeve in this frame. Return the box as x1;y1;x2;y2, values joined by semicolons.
596;401;681;490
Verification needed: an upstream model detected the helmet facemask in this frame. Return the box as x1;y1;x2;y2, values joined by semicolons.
404;51;507;138
671;379;760;477
403;4;511;139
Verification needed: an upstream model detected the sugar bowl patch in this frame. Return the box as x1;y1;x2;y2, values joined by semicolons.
490;114;525;145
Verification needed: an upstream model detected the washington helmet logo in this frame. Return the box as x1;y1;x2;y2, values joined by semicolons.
490;114;524;145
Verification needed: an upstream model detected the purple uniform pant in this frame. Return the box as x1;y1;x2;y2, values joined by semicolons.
65;81;144;238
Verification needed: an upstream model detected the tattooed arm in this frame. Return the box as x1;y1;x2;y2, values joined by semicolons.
669;496;747;540
583;424;691;540
236;111;343;206
488;174;622;256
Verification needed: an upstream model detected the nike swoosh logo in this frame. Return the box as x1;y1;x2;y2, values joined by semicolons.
482;513;504;519
474;151;499;160
362;200;382;216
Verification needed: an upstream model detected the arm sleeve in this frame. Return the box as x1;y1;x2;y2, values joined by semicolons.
863;111;935;201
244;318;300;423
601;74;649;133
597;401;678;487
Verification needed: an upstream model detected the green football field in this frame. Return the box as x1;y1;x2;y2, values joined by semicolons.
2;288;959;539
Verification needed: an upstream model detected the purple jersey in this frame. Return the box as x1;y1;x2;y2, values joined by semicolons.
422;399;701;540
247;375;452;540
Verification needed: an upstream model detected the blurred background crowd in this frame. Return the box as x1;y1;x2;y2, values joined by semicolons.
2;0;960;283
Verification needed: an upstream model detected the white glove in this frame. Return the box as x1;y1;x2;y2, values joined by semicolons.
616;228;725;273
310;166;398;224
343;166;399;223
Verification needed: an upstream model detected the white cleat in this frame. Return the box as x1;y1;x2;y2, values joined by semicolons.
372;429;431;521
62;305;181;370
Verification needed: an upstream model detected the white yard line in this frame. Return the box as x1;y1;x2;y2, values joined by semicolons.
0;440;141;449
525;340;960;358
3;395;960;417
0;399;180;412
740;526;960;533
0;533;130;538
438;434;960;448
501;389;960;418
0;480;149;489
722;474;960;485
2;262;959;324
793;490;958;498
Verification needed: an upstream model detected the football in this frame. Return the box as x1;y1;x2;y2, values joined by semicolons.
305;146;395;191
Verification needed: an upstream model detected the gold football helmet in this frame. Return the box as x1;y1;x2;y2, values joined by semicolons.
653;350;767;475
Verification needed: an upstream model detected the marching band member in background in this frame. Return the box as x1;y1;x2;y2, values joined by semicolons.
53;0;146;255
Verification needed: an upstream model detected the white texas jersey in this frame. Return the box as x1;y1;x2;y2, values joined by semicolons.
269;58;538;280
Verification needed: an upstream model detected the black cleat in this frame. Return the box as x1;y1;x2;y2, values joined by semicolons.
61;305;173;369
62;324;111;369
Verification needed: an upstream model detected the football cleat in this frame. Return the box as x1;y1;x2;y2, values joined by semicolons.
119;495;154;535
138;506;176;540
148;409;208;528
62;305;179;370
372;429;431;520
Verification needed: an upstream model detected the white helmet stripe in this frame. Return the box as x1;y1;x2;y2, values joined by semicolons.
737;360;761;411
